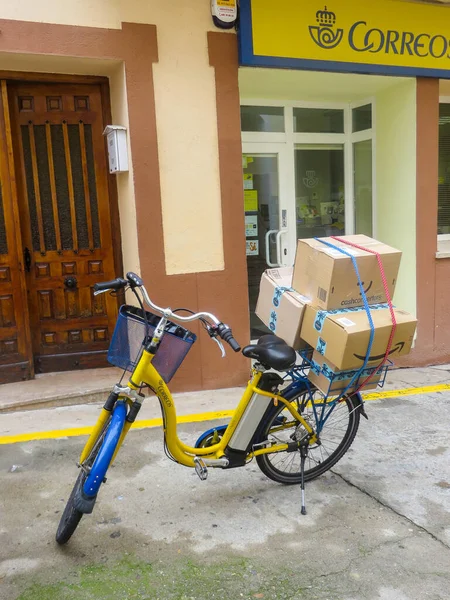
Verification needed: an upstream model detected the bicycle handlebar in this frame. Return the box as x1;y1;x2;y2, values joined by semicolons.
93;278;128;293
93;273;241;352
216;323;241;353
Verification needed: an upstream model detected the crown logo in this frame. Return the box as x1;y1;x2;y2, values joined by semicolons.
309;5;343;49
316;6;336;27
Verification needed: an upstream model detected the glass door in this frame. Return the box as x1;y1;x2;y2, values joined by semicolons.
242;143;294;339
294;144;345;240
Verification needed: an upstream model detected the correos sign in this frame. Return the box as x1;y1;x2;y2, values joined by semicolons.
239;0;450;77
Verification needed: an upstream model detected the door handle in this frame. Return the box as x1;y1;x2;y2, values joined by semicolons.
64;276;78;289
24;247;32;273
276;230;288;267
265;230;279;268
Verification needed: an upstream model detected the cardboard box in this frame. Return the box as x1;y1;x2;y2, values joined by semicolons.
292;235;402;310
307;351;382;396
300;304;417;370
256;267;310;350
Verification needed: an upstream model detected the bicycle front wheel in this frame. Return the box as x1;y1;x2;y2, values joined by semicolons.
255;389;361;484
56;414;112;545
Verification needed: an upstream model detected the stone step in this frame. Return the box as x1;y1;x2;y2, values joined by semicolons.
0;368;124;413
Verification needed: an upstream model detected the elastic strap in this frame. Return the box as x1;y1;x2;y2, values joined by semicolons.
331;236;397;392
314;237;375;397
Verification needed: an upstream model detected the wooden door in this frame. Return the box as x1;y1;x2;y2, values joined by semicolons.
0;82;33;383
8;81;119;374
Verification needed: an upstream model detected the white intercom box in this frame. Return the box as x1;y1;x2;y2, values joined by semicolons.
103;125;129;174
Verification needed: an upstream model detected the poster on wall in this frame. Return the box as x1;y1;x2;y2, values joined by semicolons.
245;215;258;237
243;174;254;190
246;240;259;256
244;190;258;211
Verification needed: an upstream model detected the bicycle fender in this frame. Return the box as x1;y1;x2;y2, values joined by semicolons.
82;401;127;498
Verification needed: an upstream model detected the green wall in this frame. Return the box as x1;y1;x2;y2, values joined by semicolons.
376;79;417;316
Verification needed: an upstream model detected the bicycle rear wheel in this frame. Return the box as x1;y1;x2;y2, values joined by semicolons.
56;415;111;545
255;388;361;484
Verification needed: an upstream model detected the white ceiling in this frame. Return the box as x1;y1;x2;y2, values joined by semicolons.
239;68;407;103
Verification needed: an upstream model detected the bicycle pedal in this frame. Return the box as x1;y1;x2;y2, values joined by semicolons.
194;457;208;481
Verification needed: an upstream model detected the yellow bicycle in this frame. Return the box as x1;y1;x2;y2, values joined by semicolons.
56;272;364;544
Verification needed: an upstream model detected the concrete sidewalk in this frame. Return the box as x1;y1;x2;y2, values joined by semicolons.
0;376;449;599
0;364;449;439
2;360;449;414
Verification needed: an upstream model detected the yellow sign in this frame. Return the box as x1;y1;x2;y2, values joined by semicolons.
244;190;258;212
239;0;450;77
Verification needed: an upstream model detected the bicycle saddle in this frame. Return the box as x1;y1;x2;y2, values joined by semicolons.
242;335;297;371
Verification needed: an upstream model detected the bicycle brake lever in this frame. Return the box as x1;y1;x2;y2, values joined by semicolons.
212;336;226;358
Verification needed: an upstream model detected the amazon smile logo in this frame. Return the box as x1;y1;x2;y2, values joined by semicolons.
309;6;344;50
353;342;405;362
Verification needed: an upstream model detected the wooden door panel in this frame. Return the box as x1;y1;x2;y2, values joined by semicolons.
0;82;33;383
9;82;118;373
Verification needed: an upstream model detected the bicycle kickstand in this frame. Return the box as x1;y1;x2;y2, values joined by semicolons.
299;439;309;516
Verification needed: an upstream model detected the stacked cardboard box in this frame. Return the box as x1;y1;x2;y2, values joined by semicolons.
255;267;310;350
256;235;417;395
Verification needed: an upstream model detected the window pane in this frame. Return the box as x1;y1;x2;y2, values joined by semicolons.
439;104;450;234
293;108;344;133
240;106;285;132
354;140;373;236
352;104;372;132
295;145;345;239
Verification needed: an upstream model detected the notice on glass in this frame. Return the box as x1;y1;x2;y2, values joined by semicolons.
244;190;258;212
245;215;258;237
243;174;254;190
246;240;259;256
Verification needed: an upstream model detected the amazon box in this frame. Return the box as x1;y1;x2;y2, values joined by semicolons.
308;351;382;396
292;235;402;310
300;304;417;370
256;267;310;350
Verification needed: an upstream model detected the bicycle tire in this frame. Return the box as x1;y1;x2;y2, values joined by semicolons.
254;389;361;484
55;415;111;545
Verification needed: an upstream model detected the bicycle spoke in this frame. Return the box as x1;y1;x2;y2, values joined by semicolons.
258;390;360;483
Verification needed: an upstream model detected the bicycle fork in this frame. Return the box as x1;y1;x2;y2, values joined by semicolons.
75;387;144;514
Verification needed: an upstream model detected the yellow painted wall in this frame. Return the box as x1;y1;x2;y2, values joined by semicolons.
375;79;417;317
0;1;227;275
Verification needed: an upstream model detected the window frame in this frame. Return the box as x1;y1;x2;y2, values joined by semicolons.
240;98;376;237
437;96;450;243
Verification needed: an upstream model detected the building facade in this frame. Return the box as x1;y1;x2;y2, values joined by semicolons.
0;0;448;391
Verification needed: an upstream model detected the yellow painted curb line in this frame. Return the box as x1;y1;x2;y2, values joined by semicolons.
0;410;236;445
0;383;449;445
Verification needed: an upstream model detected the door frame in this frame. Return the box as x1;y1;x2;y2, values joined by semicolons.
0;81;34;380
242;142;295;267
241;98;377;250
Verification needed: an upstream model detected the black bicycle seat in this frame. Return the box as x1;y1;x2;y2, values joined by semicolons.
242;335;296;371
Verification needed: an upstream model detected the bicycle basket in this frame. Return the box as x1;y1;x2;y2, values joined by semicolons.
107;305;197;383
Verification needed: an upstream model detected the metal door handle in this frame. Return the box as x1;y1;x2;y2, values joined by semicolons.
265;230;279;267
276;230;288;267
64;276;78;289
24;247;31;273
